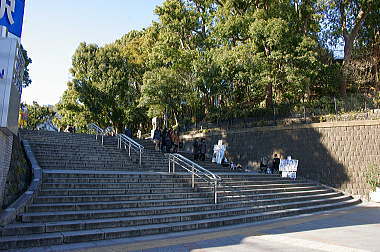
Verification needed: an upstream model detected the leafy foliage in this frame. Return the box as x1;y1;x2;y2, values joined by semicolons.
56;0;379;132
19;102;55;130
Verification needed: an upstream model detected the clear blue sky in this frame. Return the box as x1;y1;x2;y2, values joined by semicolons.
21;0;164;105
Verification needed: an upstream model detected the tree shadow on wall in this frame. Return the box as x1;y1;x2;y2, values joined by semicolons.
221;127;349;189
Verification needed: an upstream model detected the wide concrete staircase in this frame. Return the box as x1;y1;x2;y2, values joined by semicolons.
0;130;360;250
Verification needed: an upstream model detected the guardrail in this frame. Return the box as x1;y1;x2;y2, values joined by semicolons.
88;123;104;145
168;153;221;204
117;134;144;167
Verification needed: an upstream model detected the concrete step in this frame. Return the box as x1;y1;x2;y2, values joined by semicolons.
33;191;212;204
42;182;192;190
218;188;335;203
42;170;175;179
26;191;343;215
38;187;196;196
43;177;187;184
22;194;352;224
27;197;213;213
0;199;359;249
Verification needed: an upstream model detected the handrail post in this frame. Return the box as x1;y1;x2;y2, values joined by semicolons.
214;180;218;204
139;148;142;167
101;135;103;145
168;158;171;173
192;164;195;188
128;142;131;157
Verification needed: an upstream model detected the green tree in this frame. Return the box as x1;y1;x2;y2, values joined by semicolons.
320;0;377;96
20;102;55;130
21;45;32;87
54;81;91;132
69;42;141;133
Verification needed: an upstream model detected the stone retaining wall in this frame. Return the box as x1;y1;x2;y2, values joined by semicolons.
2;135;31;209
0;128;13;209
181;120;380;200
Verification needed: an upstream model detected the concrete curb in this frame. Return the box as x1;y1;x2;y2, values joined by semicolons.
0;139;42;226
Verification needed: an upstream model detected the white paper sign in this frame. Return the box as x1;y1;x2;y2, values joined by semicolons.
279;159;298;172
212;144;225;164
279;159;298;179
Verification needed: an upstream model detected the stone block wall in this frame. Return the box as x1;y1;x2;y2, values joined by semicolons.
2;134;32;209
181;120;380;200
0;128;14;209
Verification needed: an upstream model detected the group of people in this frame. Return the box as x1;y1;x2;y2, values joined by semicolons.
192;138;207;161
153;127;180;153
260;154;281;174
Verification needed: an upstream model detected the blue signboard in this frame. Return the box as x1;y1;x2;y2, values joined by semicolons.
0;0;25;37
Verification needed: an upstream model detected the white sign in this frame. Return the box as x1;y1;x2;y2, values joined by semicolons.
279;158;299;179
212;141;226;164
279;159;298;172
0;37;24;134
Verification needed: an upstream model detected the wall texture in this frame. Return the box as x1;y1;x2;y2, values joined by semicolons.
0;128;13;209
2;134;31;209
181;120;380;200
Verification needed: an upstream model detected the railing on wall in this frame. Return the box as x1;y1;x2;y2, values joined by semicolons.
87;123;104;145
117;134;144;167
168;153;221;204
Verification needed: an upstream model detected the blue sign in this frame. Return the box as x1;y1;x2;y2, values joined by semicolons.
0;0;25;37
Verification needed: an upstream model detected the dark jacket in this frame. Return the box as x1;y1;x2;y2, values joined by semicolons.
153;129;161;140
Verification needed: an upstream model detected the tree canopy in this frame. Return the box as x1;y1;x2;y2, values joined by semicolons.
56;0;379;133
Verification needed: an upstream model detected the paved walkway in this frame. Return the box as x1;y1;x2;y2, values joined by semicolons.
18;202;380;252
76;202;379;252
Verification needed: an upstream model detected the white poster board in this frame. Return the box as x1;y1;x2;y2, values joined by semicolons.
212;141;226;164
279;158;299;179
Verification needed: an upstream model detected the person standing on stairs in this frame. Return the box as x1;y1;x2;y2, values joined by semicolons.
161;128;168;152
166;128;174;152
199;138;207;161
171;130;180;153
273;154;280;174
124;127;132;138
153;127;162;151
193;139;199;160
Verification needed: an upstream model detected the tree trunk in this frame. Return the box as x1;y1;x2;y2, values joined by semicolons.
265;81;273;108
340;8;368;97
341;37;353;97
374;33;380;94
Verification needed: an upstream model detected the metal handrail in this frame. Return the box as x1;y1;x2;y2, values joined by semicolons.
88;123;104;145
168;153;221;204
116;134;144;167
